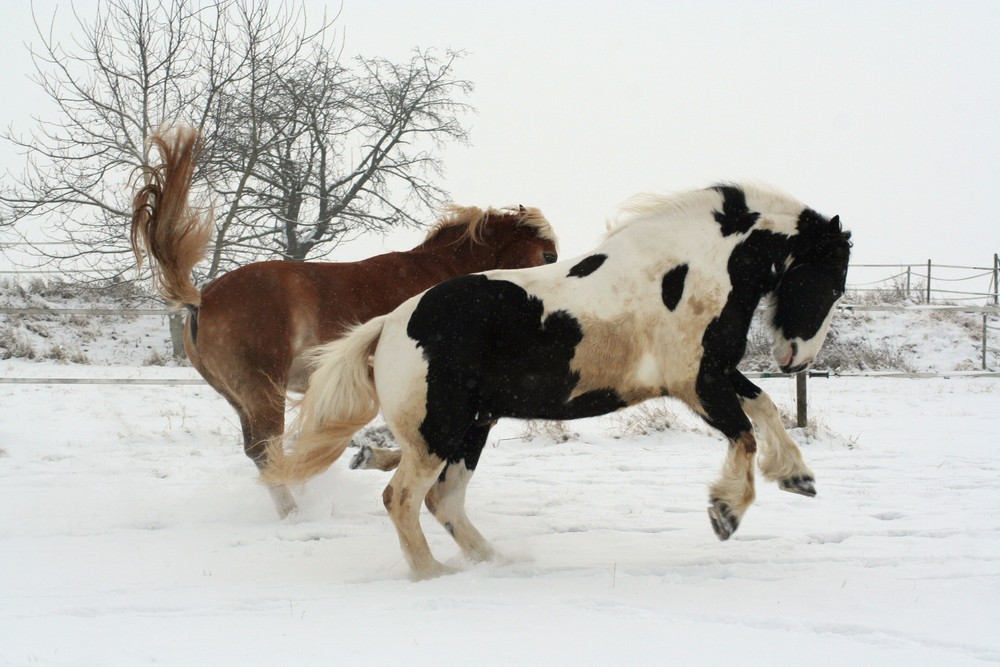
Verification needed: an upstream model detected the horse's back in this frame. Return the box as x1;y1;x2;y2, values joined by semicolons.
190;249;480;395
372;244;723;427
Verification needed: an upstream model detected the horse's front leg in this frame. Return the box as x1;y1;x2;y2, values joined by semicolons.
730;371;816;497
707;432;758;541
696;374;759;540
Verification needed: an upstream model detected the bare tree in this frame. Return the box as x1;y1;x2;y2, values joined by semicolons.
208;48;472;269
1;0;472;282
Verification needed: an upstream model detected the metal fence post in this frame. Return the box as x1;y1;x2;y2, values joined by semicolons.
796;372;807;428
926;259;932;303
993;253;998;305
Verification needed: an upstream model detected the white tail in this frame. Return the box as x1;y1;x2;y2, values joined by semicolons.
261;316;387;484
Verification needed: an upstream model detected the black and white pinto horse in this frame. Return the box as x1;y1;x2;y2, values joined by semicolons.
264;183;852;579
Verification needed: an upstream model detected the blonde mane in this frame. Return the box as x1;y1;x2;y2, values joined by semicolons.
608;182;806;237
421;205;558;247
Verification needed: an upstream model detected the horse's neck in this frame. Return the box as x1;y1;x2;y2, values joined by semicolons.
417;221;522;272
717;228;792;327
408;239;496;275
604;211;789;316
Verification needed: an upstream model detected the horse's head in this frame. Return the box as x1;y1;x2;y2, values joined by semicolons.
489;205;559;269
423;204;559;270
769;212;852;373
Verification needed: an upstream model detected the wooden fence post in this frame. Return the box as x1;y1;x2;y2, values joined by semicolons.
796;372;807;428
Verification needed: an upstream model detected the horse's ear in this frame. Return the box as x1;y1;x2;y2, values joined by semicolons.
830;215;850;241
518;204;527;213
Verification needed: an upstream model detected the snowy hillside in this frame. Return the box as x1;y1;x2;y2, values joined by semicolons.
0;279;177;366
3;277;997;372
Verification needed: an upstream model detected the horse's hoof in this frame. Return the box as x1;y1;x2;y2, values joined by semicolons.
268;484;299;520
410;560;460;581
779;475;816;498
708;499;739;541
348;445;373;470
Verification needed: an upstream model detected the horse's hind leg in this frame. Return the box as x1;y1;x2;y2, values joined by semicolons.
202;368;298;519
349;445;401;471
731;372;816;497
382;440;451;579
237;402;299;519
425;462;496;563
424;424;496;563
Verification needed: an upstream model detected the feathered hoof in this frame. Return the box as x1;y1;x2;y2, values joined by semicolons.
779;475;817;497
708;498;740;541
348;445;373;470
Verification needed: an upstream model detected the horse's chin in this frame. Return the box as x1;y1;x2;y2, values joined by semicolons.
773;339;814;374
779;360;812;374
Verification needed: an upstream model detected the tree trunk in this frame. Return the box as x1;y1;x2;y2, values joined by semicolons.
168;313;187;358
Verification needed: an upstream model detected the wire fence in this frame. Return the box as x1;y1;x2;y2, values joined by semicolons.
846;254;999;305
2;257;998;392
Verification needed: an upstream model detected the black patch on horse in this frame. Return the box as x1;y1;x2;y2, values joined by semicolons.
711;185;760;236
695;229;787;438
729;370;763;400
407;275;626;468
661;264;688;311
567;254;607;278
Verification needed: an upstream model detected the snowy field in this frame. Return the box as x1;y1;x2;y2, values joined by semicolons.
1;362;998;666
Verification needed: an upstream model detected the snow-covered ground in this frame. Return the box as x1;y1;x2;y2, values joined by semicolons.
1;364;998;665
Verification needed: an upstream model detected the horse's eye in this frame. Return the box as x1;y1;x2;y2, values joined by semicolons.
543;252;557;264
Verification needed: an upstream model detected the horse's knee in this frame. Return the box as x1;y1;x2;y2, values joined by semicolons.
735;431;757;455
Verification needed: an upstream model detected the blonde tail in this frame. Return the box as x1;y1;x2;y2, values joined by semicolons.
130;124;212;308
261;316;387;484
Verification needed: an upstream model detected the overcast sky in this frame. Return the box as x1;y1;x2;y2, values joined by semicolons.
2;0;998;268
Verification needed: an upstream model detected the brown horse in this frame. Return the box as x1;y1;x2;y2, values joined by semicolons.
130;124;559;518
